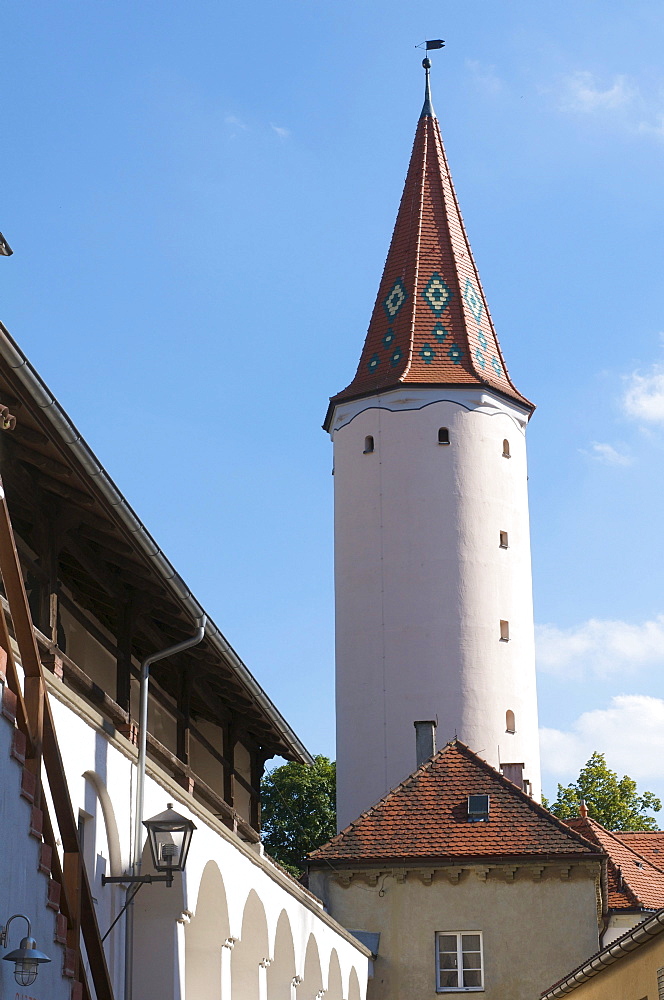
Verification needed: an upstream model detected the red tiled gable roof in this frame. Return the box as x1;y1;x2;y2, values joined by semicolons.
325;82;533;428
616;831;664;867
565;818;664;912
309;742;601;865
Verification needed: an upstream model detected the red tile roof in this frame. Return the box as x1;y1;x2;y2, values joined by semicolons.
615;831;664;867
565;818;664;911
324;82;533;429
309;742;601;865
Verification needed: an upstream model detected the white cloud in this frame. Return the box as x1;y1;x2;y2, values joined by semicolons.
583;441;632;466
623;364;664;423
637;114;664;139
466;59;504;97
540;695;664;786
558;71;635;113
270;124;291;140
224;114;248;131
536;615;664;679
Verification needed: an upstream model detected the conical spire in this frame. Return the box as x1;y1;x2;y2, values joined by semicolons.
325;61;533;426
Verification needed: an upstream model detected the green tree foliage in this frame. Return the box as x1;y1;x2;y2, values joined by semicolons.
260;756;336;876
546;752;661;831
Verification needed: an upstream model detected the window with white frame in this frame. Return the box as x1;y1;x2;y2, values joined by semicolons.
436;932;483;991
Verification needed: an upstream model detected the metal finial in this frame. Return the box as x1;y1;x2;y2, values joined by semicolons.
420;57;435;118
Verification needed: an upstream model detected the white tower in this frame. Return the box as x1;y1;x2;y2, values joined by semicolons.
326;62;542;830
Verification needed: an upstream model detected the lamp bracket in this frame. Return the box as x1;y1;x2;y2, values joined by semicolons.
102;873;173;887
1;914;31;948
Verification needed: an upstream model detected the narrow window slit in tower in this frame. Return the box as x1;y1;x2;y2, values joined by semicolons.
502;439;510;458
500;620;510;642
506;710;515;733
364;435;374;454
438;427;450;445
499;531;508;548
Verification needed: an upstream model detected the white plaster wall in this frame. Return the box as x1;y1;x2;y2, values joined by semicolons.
311;866;600;1000
43;676;369;1000
331;388;541;828
0;681;72;1000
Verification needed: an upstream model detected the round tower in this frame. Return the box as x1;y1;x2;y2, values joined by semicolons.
326;61;541;830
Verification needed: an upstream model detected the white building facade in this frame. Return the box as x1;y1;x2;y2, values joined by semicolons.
327;66;542;829
0;320;369;1000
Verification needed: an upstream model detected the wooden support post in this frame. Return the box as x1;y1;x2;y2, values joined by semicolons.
116;594;135;712
250;749;268;833
176;666;191;765
223;723;236;812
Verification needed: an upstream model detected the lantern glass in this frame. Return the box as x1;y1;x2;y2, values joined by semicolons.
143;804;196;875
15;958;38;986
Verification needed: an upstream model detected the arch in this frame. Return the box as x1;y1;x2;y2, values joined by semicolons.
363;435;374;453
185;860;230;1000
438;427;450;445
326;948;344;1000
232;889;270;1000
347;965;362;1000
82;770;122;875
506;710;515;734
301;933;323;999
502;438;510;457
267;909;296;1000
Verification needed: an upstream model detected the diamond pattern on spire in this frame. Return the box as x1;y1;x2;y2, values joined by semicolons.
324;101;534;428
463;278;483;324
383;278;408;320
422;273;453;315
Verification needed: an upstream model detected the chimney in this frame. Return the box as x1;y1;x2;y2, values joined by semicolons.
501;763;524;790
414;720;437;768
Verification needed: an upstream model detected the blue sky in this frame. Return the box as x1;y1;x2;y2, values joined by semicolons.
2;1;664;813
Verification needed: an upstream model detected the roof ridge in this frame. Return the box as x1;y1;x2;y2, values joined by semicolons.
584;818;664;875
451;742;604;854
310;740;604;864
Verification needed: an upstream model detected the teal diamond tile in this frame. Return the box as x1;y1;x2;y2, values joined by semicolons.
383;278;408;320
422;273;453;315
367;353;380;372
464;278;483;323
448;343;464;365
420;343;436;364
432;322;449;343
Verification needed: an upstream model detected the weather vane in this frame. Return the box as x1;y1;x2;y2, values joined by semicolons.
416;40;444;117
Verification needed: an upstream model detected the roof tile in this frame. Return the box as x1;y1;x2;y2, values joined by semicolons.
309;742;600;864
565;818;664;911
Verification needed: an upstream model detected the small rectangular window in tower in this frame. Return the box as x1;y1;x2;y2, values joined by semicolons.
500;620;510;642
363;435;374;454
499;531;508;548
438;427;450;445
502;439;510;458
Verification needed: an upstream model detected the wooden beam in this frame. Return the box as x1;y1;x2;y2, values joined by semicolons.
116;594;135;711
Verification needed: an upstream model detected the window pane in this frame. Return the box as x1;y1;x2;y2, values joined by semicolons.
438;936;457;953
439;952;458;970
462;952;481;970
462;935;481;951
439;971;459;988
463;969;482;987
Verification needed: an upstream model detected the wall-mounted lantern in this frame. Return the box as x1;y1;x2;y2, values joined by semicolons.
144;804;196;885
1;914;51;986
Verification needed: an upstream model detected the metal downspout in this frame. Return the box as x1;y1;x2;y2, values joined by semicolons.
124;617;206;1000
